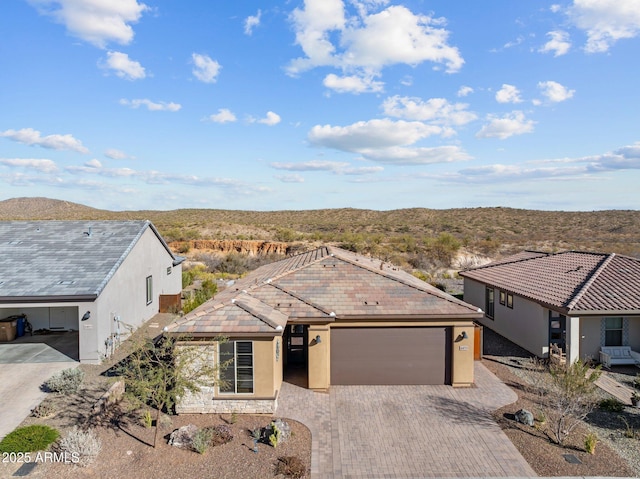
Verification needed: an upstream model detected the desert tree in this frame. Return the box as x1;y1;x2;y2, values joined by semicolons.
523;358;601;446
116;334;231;448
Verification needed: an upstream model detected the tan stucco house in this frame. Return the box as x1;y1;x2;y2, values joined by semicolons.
0;220;183;363
169;246;482;415
460;250;640;364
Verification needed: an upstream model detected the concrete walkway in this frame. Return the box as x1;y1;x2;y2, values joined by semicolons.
0;342;77;440
277;362;537;478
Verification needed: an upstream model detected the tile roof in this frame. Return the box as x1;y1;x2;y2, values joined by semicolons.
0;220;176;300
460;251;640;314
170;246;482;335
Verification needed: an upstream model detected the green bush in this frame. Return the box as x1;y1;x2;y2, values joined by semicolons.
599;398;625;412
0;425;59;453
44;368;84;394
191;428;214;454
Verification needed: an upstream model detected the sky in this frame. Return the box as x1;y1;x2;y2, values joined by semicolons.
1;0;639;212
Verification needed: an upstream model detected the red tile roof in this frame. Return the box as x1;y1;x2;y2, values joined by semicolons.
460;251;640;314
169;246;482;335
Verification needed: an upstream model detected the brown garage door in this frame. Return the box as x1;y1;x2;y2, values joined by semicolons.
330;327;451;385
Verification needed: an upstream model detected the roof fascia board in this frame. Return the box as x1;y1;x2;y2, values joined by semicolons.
569;309;640;316
0;294;97;303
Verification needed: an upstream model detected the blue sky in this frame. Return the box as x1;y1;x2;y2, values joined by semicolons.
1;0;639;212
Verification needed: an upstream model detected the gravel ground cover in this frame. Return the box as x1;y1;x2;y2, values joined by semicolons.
482;327;640;477
0;314;311;479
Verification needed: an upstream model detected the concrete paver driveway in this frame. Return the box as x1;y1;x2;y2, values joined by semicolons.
0;341;77;440
278;362;536;479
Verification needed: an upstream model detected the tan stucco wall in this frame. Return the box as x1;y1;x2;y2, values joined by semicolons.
451;324;475;387
308;324;330;390
464;278;550;357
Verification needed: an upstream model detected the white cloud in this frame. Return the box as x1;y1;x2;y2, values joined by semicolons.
207;109;237;123
457;85;473;97
323;73;384;93
431;141;640;184
476;111;536;139
309;119;443;151
275;174;305;183
550;4;562;13
355;145;471;165
0;158;58;173
0;128;89;153
244;10;261;35
382;96;477;126
307;118;470;165
27;0;148;48
539;30;571;56
567;0;640;53
538;80;575;102
104;148;134;160
100;51;146;80
85;159;102;168
495;84;523;104
257;111;281;126
119;98;181;111
192;53;221;83
270;160;383;175
288;2;463;80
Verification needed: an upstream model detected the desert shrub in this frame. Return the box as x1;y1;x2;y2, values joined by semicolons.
31;402;56;418
44;368;84;394
142;410;153;428
57;427;101;467
274;456;307;479
191;428;214;454
209;424;233;447
0;425;59;453
584;432;597;454
599;398;624;412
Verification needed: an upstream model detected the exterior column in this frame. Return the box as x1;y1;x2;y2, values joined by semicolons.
452;324;474;387
308;325;330;390
566;316;580;364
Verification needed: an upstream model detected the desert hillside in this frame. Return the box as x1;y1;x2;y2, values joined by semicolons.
1;197;639;263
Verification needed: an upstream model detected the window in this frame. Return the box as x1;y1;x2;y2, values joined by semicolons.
604;317;623;346
146;275;153;305
166;266;172;275
499;291;506;305
485;287;495;319
507;293;514;309
219;341;254;394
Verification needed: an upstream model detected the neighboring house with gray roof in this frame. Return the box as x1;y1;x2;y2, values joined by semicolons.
460;250;640;364
169;246;482;415
0;220;183;363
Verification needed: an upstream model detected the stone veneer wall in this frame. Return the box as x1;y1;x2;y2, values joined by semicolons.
176;387;277;414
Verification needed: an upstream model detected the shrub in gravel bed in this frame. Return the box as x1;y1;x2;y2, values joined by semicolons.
191;428;214;454
274;456;307;479
599;398;625;412
44;368;84;394
57;426;101;467
31;402;57;418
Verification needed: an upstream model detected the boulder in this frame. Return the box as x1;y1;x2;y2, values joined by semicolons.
169;424;198;448
514;409;534;426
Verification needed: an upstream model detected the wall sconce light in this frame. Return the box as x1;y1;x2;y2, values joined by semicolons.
315;335;322;344
81;311;91;321
455;331;468;342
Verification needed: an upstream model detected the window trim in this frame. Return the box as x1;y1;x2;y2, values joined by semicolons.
218;340;254;395
499;291;506;306
507;293;514;309
603;316;624;347
146;275;153;305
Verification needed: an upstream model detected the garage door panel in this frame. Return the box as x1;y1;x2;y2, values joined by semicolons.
331;327;450;385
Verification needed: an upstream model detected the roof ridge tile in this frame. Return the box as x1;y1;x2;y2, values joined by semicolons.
566;253;615;311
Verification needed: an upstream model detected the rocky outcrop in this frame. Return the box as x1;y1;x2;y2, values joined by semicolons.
171;240;289;256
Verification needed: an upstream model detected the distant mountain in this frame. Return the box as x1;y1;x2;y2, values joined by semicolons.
0;197;110;220
1;197;639;258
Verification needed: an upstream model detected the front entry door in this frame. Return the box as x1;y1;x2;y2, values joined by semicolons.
549;311;566;352
286;324;307;365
